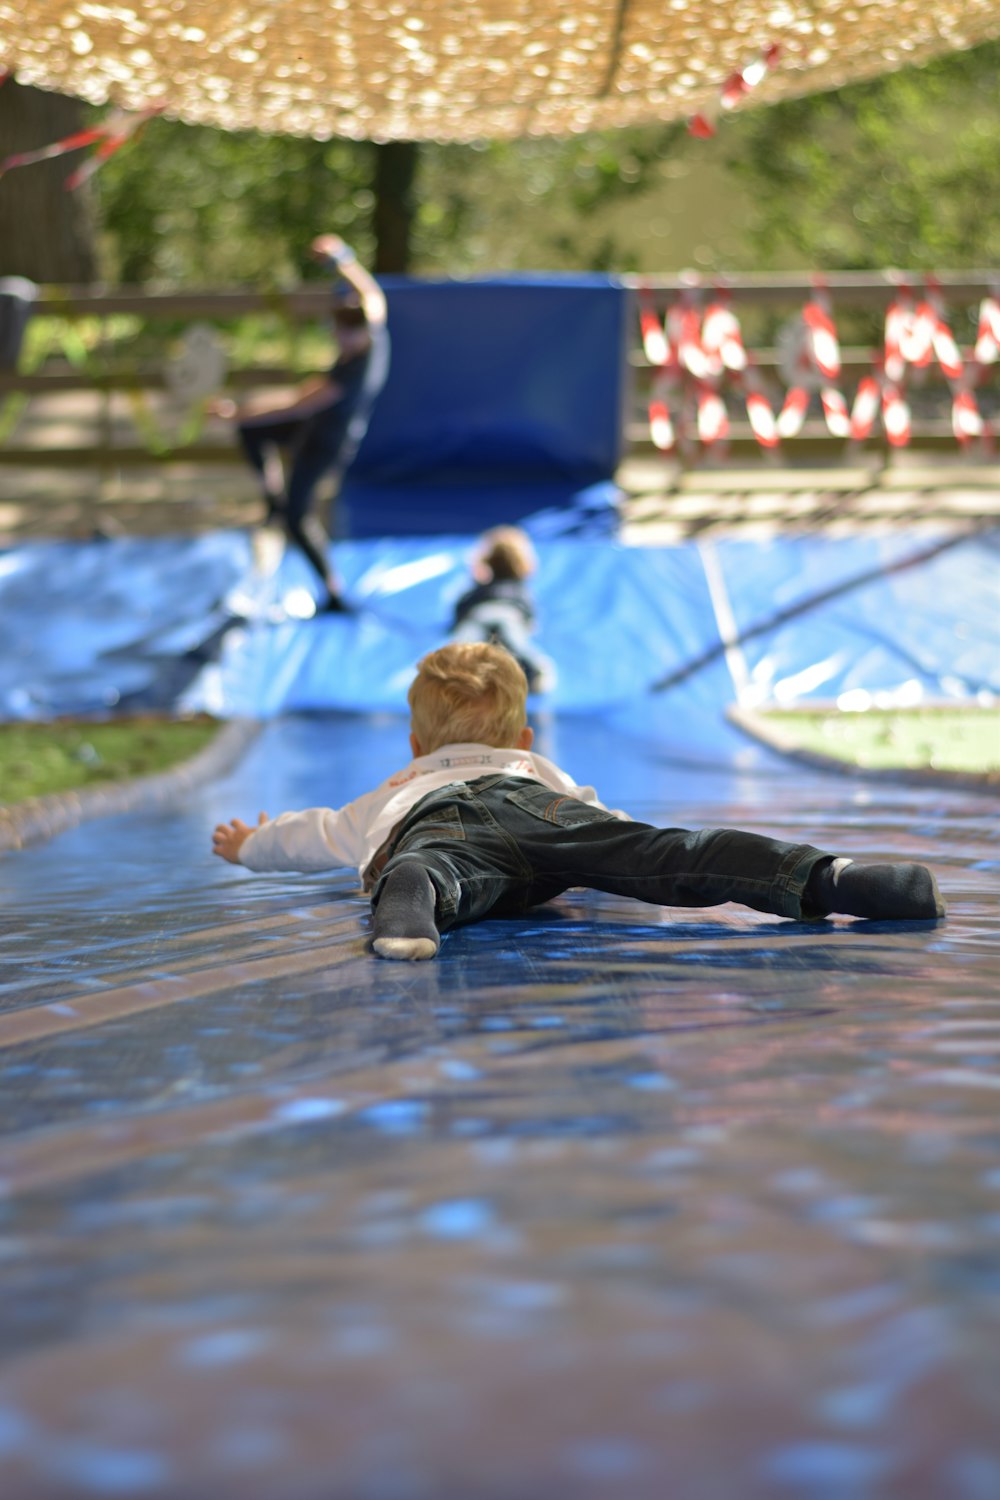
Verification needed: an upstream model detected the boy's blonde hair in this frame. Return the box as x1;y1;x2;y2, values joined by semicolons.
477;526;536;581
409;642;528;753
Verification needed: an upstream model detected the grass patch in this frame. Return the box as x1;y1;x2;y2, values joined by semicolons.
0;716;221;804
760;705;1000;776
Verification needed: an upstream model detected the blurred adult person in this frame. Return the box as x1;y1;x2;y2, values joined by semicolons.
211;235;389;613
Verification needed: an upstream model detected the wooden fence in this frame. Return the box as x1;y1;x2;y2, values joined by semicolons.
0;273;996;480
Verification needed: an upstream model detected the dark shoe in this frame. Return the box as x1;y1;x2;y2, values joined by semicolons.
372;863;440;960
808;857;946;920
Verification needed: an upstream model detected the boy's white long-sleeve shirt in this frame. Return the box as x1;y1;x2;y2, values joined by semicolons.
237;742;628;881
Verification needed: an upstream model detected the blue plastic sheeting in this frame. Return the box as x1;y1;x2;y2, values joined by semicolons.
712;530;1000;704
0;534;251;719
338;275;629;535
2;705;999;1498
0;527;996;722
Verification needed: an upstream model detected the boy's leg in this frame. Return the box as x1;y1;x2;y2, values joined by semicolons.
527;818;825;919
371;861;440;961
369;782;538;958
491;783;944;921
369;781;946;957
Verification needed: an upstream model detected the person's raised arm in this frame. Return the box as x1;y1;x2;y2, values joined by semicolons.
310;234;387;329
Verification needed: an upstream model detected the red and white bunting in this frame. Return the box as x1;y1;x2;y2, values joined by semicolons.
0;125;106;177
776;386;810;439
932;318;964;382
883;296;910;383
639;304;669;367
0;105;161;188
643;277;992;465
849;376;880;442
802;294;841;381
702;299;747;372
899;298;937;367
720;42;782;111
687;43;780;137
746;390;779;448
678;305;712;379
820;387;850;438
952;390;984;444
696;384;729;445
687;113;715;139
974;297;1000;365
649;396;676;452
882;384;911;447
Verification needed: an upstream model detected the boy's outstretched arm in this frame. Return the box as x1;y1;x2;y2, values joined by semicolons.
212;812;269;864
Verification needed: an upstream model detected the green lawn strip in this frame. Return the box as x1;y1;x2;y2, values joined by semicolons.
0;717;222;804
759;706;1000;776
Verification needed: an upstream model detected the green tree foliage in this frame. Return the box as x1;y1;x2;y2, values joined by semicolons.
94;121;374;284
725;41;1000;271
89;40;1000;284
93;119;688;282
413;125;686;274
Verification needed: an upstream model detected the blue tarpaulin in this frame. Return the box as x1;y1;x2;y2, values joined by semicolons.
1;521;998;1498
1;529;996;723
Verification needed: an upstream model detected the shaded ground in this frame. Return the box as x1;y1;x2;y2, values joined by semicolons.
2;390;1000;544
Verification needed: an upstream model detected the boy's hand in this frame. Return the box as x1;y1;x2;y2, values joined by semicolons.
212;812;268;864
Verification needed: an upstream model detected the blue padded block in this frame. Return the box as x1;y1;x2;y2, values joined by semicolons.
339;275;630;536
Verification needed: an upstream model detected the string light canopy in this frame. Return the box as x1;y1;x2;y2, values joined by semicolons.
3;2;1000;142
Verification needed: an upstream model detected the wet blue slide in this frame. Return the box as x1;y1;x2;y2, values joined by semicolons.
2;523;998;1498
1;276;998;1497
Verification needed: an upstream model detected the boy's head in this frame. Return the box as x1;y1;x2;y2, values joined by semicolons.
408;642;531;756
476;526;536;582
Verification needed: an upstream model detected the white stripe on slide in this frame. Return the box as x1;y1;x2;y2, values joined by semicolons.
698;540;751;706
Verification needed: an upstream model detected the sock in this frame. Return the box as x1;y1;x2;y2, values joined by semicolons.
372;863;440;960
806;857;946;921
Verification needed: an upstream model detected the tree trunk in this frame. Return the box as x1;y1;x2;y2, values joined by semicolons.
371;140;418;274
0;80;97;282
